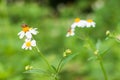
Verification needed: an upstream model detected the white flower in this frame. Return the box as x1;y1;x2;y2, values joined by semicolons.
71;18;87;29
18;24;38;39
66;28;75;37
77;20;87;28
86;19;96;27
22;39;36;50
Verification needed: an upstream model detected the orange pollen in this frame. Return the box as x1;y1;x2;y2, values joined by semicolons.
22;27;30;32
87;19;93;22
75;18;80;22
26;41;31;47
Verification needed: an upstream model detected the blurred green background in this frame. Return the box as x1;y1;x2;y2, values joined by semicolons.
0;0;120;80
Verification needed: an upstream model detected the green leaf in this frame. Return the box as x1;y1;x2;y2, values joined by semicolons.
87;56;98;61
23;69;49;75
96;40;101;50
51;65;57;73
61;53;79;67
100;47;111;57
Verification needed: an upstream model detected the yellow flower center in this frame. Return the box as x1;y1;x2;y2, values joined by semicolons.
22;27;30;32
87;19;93;22
75;18;80;22
26;41;31;47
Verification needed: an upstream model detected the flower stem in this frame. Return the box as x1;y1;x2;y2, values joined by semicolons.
54;75;58;80
99;57;108;80
36;46;52;71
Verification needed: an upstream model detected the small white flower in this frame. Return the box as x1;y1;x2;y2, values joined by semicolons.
71;18;87;29
22;39;36;50
86;19;96;27
66;28;75;37
77;20;87;28
18;24;38;39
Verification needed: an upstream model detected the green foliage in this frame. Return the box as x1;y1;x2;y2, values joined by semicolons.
0;0;120;80
61;53;79;67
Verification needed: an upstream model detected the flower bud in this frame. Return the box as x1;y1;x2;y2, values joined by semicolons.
94;50;99;55
25;65;33;70
106;30;110;35
63;49;72;57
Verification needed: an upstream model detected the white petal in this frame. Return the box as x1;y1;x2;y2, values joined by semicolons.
66;33;70;37
25;47;28;50
30;28;38;35
25;38;31;42
71;28;75;31
91;22;96;27
71;32;75;36
19;32;25;39
25;31;32;39
22;43;26;49
31;40;36;46
77;20;87;28
86;23;91;27
71;23;77;29
18;31;23;35
29;47;32;50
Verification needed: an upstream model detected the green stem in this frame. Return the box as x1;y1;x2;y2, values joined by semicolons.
55;75;58;80
36;46;52;71
99;57;108;80
55;78;57;80
56;58;64;73
53;58;64;80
